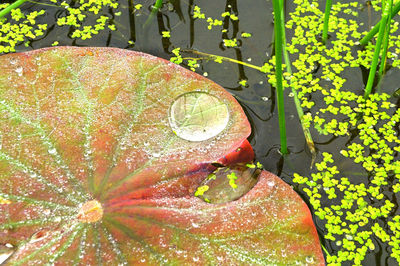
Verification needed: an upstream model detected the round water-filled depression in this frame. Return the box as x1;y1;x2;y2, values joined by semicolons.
168;91;230;142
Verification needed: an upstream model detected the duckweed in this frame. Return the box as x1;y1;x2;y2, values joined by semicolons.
0;0;119;50
264;1;400;264
0;5;46;53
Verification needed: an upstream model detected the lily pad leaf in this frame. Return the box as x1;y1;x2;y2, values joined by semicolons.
0;47;323;265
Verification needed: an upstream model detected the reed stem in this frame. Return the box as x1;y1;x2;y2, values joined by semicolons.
322;0;332;44
0;0;28;19
364;1;391;99
280;0;316;165
378;1;392;77
144;0;163;27
360;1;400;46
272;0;288;154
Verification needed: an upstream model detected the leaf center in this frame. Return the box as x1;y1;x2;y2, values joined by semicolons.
77;200;103;223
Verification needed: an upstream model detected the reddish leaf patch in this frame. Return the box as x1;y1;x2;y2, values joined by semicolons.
0;47;323;265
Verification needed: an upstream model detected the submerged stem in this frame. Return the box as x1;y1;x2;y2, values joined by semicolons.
143;0;163;28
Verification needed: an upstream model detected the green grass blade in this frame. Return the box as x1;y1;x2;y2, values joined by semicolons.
143;0;163;28
360;1;400;46
279;0;316;165
378;0;392;78
0;0;28;19
272;0;288;155
364;1;391;98
322;0;332;44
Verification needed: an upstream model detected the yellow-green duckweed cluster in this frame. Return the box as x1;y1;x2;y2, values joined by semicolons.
0;0;118;51
277;0;400;264
0;4;46;53
54;0;119;40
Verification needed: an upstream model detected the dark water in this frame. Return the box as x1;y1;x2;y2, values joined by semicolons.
5;0;400;265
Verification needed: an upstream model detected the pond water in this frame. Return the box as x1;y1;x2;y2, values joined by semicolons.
2;0;400;265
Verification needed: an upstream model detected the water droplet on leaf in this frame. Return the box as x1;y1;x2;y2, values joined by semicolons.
267;180;275;187
30;230;49;243
191;222;200;228
0;244;14;264
48;148;57;155
306;256;314;263
15;67;23;76
169;92;229;142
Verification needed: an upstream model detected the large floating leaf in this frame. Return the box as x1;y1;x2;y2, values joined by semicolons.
0;47;323;265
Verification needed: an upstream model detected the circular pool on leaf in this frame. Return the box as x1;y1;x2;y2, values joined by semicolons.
168;91;230;142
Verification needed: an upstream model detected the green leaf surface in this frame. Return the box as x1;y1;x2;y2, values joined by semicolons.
0;47;323;265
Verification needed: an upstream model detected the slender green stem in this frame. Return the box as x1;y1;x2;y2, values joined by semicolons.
27;0;58;8
189;50;267;72
321;243;330;256
280;0;316;165
322;0;332;44
360;1;400;46
153;0;163;9
0;0;28;19
378;0;392;77
364;1;391;99
272;0;288;154
144;0;163;28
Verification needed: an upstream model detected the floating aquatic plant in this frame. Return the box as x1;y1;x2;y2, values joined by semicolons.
0;3;47;53
284;1;400;264
0;46;324;265
0;0;119;50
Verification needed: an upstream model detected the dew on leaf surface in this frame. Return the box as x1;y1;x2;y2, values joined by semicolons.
168;91;229;142
29;229;49;243
0;42;323;264
47;148;57;155
14;66;23;76
0;244;14;264
306;256;314;263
